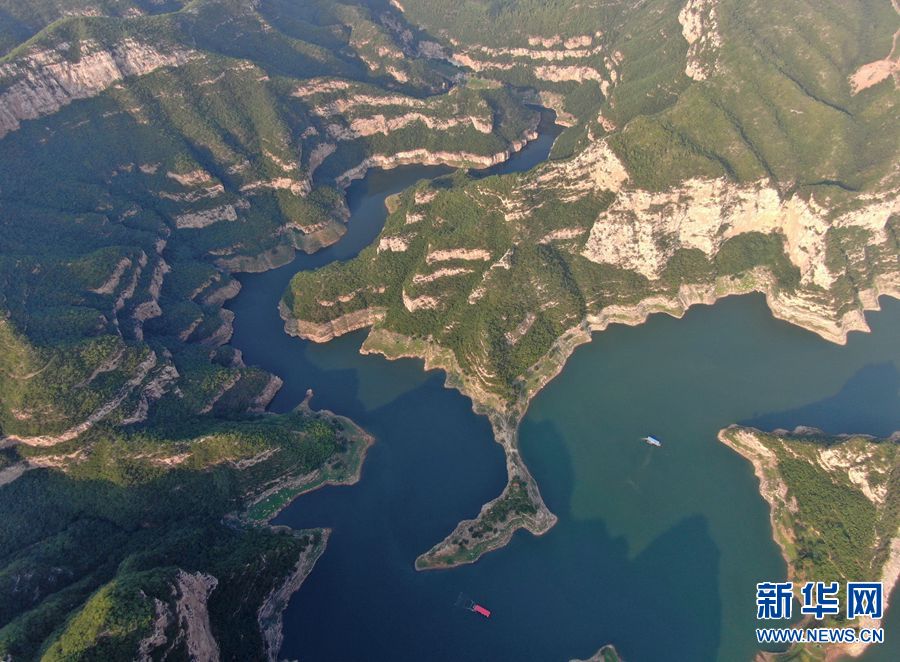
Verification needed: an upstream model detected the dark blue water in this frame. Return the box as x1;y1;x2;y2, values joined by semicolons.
228;122;900;660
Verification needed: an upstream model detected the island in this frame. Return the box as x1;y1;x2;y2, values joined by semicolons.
570;644;624;662
719;425;900;660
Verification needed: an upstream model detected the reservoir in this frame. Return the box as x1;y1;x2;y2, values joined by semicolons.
227;120;900;660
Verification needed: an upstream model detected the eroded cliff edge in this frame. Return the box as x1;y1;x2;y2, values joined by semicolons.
719;426;900;661
281;0;899;567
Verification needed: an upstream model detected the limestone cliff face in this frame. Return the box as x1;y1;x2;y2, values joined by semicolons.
333;123;538;187
0;38;195;138
286;114;898;428
293;78;519;185
580;172;898;289
439;31;618;95
525;132;900;342
281;302;386;343
257;532;330;662
678;0;721;81
173;571;220;661
136;570;222;662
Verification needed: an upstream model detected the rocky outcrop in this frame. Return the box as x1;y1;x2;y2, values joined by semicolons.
326;111;491;140
581;174;897;288
378;235;411;252
678;0;721;81
0;39;195;138
402;289;440;311
174;203;240;229
302;82;494;143
132;257;171;339
215;244;297;274
719;426;900;659
412;267;473;284
136;598;172;662
334;137;535;187
335;123;537;187
849;0;899;94
281;302;386;343
535;137;629;196
4;351;158;446
307;142;336;179
133;570;221;661
258;531;330;662
0;461;30;487
199;309;235;348
425;248;491;263
89;257;132;295
570;644;624;662
249;375;283;413
121;361;180;426
173;571;220;662
534;64;607;89
201;278;242;307
443;30;617;94
166;169;214;187
240;177;310;197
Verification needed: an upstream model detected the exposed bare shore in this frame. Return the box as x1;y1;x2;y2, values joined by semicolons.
717;426;795;573
245;399;373;660
719;426;900;660
258;529;330;662
414;415;557;570
278;191;899;570
241;395;375;525
570;644;624;662
281;263;898;568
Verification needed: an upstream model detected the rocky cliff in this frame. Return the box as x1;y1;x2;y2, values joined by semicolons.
0;38;194;138
720;426;900;660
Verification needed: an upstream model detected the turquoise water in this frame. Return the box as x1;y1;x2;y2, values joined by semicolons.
228;123;900;660
521;295;900;661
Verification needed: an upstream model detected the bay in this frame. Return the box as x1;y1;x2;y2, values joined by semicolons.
228;119;900;660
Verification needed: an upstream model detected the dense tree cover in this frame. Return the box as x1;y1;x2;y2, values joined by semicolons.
0;410;354;659
724;428;900;660
402;0;898;196
1;0;897;656
287;172;806;405
0;1;479;655
609;0;898;192
758;432;900;586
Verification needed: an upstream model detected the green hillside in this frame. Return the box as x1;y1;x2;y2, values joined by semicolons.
1;0;898;656
0;0;538;657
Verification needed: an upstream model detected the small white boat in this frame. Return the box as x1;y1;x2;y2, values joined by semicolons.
642;436;662;447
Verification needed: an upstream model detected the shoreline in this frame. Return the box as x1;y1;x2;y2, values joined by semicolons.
238;398;374;661
282;268;899;569
222;115;544;277
570;644;624;662
219;110;553;636
257;528;331;662
716;427;796;573
719;426;900;660
240;394;375;525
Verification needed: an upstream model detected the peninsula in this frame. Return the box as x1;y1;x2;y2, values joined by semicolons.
0;0;540;655
281;0;900;568
719;426;900;660
0;0;897;657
